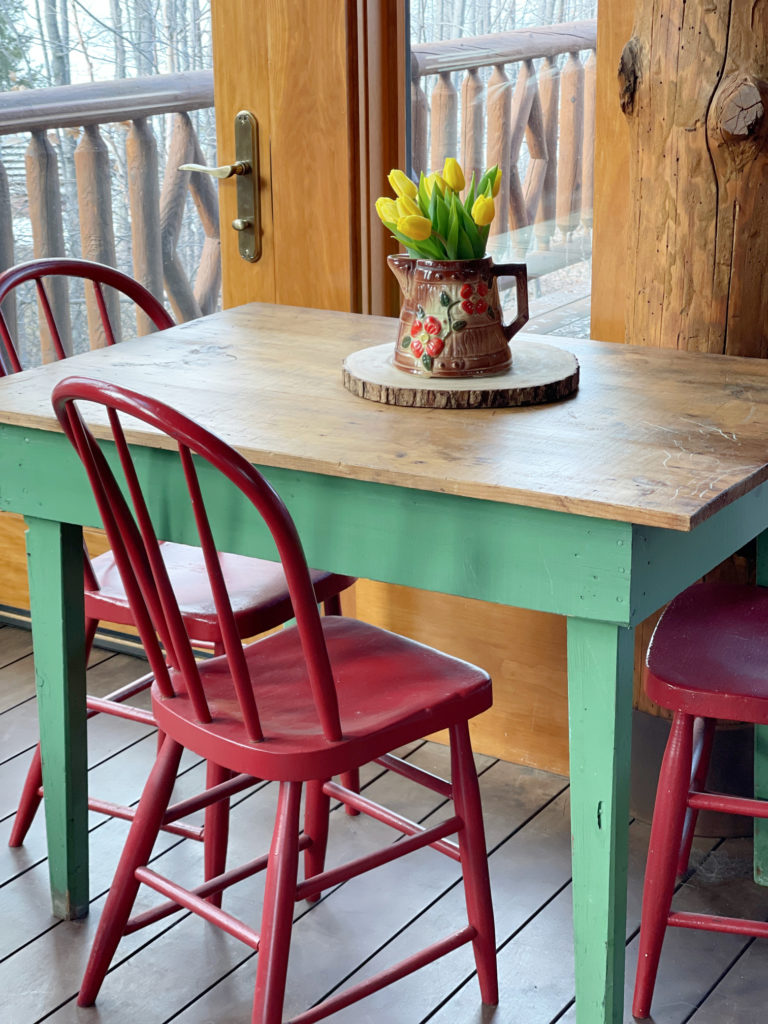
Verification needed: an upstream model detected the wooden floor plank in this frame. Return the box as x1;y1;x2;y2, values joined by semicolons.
0;623;761;1024
166;759;566;1024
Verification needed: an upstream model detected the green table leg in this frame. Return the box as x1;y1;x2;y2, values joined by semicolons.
567;618;634;1024
755;530;768;885
25;516;89;919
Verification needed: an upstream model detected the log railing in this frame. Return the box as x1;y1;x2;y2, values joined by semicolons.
0;71;218;352
411;20;597;277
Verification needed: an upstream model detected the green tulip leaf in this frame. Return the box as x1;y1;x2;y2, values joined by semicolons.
464;171;476;214
445;201;460;259
440;290;451;307
457;224;474;260
422;354;433;371
401;336;411;348
452;319;467;331
418;173;430;216
435;193;450;241
456;202;484;256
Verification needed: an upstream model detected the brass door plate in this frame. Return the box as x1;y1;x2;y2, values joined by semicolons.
233;111;261;263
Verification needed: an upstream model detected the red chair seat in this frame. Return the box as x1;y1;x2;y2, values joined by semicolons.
646;582;768;721
88;542;354;643
154;616;492;780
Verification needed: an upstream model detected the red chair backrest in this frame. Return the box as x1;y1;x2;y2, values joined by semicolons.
52;375;343;744
0;258;173;376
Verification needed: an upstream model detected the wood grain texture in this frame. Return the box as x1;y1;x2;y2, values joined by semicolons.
622;1;768;355
590;0;633;344
212;0;354;312
2;304;768;531
342;338;579;408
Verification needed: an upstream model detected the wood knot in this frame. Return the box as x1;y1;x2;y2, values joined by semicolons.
618;36;642;116
715;75;764;142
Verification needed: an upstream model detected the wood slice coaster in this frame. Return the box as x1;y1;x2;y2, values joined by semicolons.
342;338;579;409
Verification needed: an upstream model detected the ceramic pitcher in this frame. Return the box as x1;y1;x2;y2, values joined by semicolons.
388;255;529;377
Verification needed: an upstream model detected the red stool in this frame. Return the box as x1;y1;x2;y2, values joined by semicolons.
633;580;768;1019
53;375;497;1023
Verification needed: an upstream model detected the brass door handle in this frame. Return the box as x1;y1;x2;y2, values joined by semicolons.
178;111;261;263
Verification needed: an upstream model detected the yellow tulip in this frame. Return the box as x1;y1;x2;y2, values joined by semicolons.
442;157;465;193
471;194;495;227
396;195;421;219
375;196;399;224
397;214;433;241
425;172;447;196
387;168;418;199
491;167;502;197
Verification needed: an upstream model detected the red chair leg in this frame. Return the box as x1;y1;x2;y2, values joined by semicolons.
8;745;43;847
204;761;233;909
633;711;695;1020
252;781;302;1024
449;721;498;1006
676;716;716;876
78;738;184;1007
303;778;331;903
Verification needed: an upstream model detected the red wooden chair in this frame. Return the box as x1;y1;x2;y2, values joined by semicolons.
52;375;497;1022
1;259;355;860
633;580;768;1019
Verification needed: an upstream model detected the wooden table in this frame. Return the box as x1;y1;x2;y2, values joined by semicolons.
3;303;768;1024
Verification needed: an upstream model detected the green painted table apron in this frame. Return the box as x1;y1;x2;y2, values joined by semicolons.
3;308;768;1024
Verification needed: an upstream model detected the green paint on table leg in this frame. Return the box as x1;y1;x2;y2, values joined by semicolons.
26;517;89;919
755;530;768;886
567;618;634;1024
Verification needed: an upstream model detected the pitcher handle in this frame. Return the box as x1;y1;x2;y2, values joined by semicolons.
490;262;529;340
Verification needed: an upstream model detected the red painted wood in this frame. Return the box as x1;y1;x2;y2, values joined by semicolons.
57;378;496;1022
634;580;768;1019
2;258;354;850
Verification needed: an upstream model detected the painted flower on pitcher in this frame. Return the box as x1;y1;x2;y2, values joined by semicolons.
405;314;445;369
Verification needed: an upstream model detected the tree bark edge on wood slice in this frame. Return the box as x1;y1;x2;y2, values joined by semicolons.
342;338;579;409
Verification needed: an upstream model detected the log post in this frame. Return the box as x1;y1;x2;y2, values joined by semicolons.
621;1;768;356
74;125;119;348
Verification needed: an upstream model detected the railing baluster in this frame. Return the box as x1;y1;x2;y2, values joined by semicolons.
161;113;203;323
507;60;537;250
126;117;164;335
0;159;16;337
430;71;458;171
186;129;221;316
581;48;596;231
461;68;484;190
522;69;548;227
75;124;119;348
556;52;584;239
411;53;429;177
535;56;560;252
26;131;70;361
486;64;511;236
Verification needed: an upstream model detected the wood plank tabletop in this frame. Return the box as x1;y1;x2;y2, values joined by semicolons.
1;302;767;531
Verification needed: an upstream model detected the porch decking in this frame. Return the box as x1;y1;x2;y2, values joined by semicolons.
1;623;767;1023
